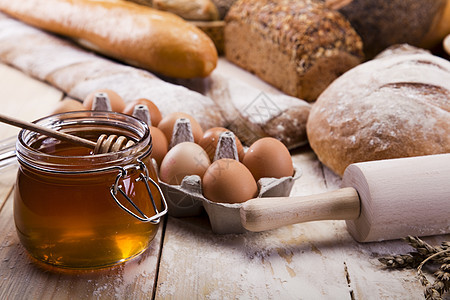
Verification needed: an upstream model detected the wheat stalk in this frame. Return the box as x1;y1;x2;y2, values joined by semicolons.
378;253;423;268
404;236;449;264
417;250;450;300
378;237;450;300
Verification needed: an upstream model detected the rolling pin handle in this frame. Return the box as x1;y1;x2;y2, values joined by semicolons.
240;187;360;232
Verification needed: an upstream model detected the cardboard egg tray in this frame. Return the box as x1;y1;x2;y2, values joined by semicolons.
156;118;301;234
159;168;301;234
92;102;301;234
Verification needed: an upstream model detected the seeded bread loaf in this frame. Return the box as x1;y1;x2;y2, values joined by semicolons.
224;0;364;102
306;45;450;176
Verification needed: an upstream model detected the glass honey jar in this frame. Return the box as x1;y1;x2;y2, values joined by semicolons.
13;111;167;269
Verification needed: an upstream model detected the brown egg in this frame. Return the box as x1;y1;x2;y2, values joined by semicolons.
159;142;211;185
202;158;258;204
157;112;203;145
122;98;163;126
83;89;126;112
198;127;245;162
50;99;86;115
243;137;294;181
149;126;168;166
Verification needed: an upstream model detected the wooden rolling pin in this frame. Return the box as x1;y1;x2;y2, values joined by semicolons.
240;154;450;242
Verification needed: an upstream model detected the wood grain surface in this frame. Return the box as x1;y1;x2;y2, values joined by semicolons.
0;62;448;300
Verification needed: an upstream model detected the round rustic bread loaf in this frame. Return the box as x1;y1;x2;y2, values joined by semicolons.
306;45;450;176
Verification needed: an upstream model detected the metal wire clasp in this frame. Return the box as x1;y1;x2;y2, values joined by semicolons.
110;160;168;223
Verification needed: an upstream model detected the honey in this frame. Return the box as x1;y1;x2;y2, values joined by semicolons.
13;111;166;269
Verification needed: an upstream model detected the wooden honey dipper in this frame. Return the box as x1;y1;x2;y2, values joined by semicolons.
0;113;135;154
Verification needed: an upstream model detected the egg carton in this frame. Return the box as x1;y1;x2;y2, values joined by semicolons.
159;168;300;234
155;118;301;234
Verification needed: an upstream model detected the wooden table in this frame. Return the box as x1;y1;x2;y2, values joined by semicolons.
0;62;448;300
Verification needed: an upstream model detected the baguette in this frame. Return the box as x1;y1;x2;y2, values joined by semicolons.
0;0;218;79
0;12;225;130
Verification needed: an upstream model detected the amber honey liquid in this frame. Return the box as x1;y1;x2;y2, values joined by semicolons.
14;140;161;269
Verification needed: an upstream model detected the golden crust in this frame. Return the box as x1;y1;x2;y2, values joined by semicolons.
0;0;218;78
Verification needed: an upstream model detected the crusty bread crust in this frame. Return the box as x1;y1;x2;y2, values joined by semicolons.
0;0;218;78
224;0;363;102
307;45;450;176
